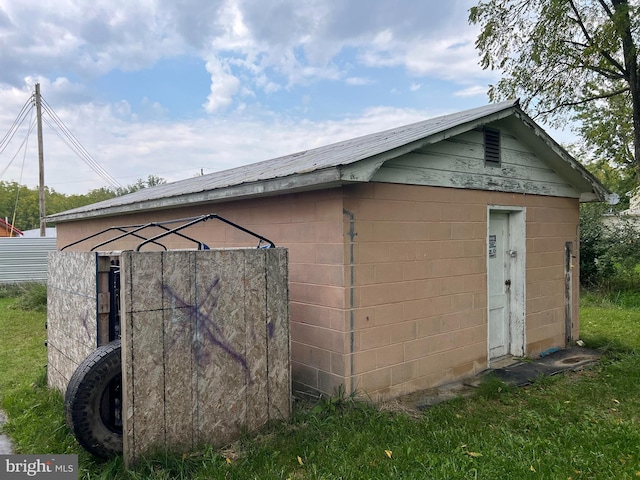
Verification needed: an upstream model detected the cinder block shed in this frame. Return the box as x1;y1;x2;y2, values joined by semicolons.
47;100;608;402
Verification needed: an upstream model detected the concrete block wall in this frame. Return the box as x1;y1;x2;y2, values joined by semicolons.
55;183;580;403
55;189;348;399
343;184;489;400
525;195;580;355
344;183;580;401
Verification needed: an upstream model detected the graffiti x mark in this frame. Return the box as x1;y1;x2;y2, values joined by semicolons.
162;277;248;372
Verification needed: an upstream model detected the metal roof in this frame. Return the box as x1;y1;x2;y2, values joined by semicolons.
46;99;607;222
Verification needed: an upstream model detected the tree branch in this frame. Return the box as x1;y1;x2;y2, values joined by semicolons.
597;0;615;18
538;87;630;116
568;0;628;76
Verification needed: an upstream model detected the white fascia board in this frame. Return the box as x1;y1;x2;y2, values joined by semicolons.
511;111;609;202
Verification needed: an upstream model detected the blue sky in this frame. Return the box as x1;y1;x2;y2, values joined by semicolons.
0;0;508;194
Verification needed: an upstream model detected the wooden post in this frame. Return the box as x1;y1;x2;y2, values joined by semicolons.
35;83;45;237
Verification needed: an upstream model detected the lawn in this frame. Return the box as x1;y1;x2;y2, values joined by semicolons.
1;285;640;479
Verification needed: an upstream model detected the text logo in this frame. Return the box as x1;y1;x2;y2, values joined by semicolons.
0;455;78;479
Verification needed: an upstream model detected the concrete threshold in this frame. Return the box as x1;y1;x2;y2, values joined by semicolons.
390;346;600;413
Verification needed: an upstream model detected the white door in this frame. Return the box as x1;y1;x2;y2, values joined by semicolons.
488;212;510;359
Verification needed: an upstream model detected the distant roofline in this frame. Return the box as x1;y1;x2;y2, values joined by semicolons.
0;218;23;236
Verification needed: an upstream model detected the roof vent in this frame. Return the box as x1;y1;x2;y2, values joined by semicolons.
484;127;501;166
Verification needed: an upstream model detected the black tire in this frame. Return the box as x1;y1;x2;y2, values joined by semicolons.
65;340;123;458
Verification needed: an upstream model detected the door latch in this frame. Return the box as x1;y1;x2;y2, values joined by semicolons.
505;279;511;287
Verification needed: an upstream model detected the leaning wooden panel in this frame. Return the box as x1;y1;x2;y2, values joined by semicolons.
266;248;291;420
161;251;196;451
194;250;247;446
47;252;99;392
244;249;269;432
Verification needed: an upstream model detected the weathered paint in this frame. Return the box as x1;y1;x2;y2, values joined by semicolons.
45;100;606;225
372;128;581;199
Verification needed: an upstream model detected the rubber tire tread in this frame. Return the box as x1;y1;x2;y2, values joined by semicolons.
65;339;123;458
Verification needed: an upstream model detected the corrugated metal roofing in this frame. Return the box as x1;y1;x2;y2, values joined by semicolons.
0;237;57;283
46;99;607;222
47;100;522;221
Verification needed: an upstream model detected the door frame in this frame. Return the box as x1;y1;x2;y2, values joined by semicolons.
486;206;526;365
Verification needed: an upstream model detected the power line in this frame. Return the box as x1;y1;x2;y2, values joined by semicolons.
0;96;33;158
0;88;123;192
40;97;122;190
41;116;122;189
0;115;37;180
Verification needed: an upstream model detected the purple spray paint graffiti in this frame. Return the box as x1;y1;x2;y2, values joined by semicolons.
162;277;248;372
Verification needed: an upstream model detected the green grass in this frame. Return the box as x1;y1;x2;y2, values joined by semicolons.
2;287;640;478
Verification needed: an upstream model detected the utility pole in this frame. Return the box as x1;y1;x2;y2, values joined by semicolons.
35;83;45;237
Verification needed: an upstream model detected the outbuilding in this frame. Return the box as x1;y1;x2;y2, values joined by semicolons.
47;100;608;402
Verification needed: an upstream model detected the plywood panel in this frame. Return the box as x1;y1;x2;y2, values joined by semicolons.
195;249;247;446
266;248;291;420
162;251;196;451
121;248;290;467
130;310;165;459
120;251;135;462
47;252;99;393
244;250;268;431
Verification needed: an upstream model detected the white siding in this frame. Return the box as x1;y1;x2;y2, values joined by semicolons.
0;237;57;283
371;129;580;198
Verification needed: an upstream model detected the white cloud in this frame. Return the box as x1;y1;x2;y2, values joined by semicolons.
0;75;447;194
0;0;491;111
0;0;515;197
345;77;373;86
203;57;241;112
454;85;488;97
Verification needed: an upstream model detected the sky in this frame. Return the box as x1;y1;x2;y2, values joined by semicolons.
0;0;509;195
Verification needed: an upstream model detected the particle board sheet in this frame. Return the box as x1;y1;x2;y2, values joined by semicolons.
47;252;102;393
266;248;291;419
120;248;290;466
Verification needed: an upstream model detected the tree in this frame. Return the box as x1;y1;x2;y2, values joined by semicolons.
469;0;640;181
0;176;167;231
114;175;166;196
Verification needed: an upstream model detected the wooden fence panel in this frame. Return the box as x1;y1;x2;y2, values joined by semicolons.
47;252;101;392
120;248;290;466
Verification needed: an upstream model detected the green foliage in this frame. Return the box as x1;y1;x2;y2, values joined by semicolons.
0;282;47;311
113;175;166;196
469;0;640;179
309;384;363;417
3;290;640;478
575;93;638;186
476;375;511;400
579;203;640;289
11;283;48;312
581;293;640;353
0;175;165;231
